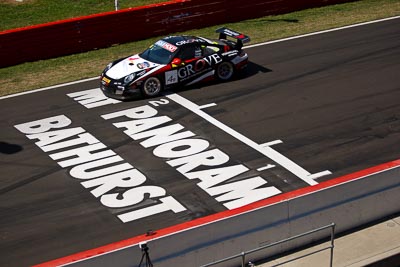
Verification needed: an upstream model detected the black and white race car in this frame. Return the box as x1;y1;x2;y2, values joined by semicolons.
100;28;250;99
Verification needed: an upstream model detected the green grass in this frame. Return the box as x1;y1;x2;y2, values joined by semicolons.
0;0;166;30
1;0;399;96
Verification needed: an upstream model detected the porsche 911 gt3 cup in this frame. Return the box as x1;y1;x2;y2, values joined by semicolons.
100;28;250;100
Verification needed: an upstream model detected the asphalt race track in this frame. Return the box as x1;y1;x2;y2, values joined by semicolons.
1;18;399;266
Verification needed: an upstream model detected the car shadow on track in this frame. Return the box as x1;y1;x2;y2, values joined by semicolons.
172;61;272;93
243;61;272;77
123;61;272;100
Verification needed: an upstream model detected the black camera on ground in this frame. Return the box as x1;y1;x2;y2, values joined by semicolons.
139;242;148;251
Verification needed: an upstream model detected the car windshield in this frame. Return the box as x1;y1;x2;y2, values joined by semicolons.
139;40;178;65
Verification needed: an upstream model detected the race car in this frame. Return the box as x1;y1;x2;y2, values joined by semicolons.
100;28;250;99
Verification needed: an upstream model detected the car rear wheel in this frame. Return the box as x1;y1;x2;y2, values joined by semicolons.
142;77;162;97
216;61;234;81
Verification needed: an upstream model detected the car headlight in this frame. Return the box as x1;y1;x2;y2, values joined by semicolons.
124;73;136;84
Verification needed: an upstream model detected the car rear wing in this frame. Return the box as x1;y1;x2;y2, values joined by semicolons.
216;27;250;49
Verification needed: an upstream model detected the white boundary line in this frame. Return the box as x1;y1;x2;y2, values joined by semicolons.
0;77;99;100
245;15;400;48
1;15;399;101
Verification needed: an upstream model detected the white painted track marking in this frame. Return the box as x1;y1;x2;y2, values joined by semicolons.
199;103;217;109
307;170;334;180
0;77;99;100
261;140;283;147
1;16;399;100
257;164;276;171
245;16;400;49
167;93;331;185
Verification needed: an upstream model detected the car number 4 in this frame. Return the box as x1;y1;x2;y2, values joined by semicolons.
165;70;178;85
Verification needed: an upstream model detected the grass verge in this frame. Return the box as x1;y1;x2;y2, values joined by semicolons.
0;0;166;30
0;0;399;97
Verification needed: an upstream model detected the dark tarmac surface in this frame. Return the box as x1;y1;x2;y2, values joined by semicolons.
0;18;399;266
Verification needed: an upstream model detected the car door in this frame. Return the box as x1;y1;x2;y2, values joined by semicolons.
173;45;205;83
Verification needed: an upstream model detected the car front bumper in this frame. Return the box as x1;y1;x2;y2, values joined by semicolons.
100;83;141;100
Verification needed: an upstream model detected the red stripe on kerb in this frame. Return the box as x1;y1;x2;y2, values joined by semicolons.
33;159;400;266
0;0;186;35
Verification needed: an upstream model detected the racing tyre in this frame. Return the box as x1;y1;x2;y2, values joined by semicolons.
216;61;235;81
142;77;162;97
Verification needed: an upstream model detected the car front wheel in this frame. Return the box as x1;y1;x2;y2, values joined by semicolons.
142;77;162;97
216;61;235;81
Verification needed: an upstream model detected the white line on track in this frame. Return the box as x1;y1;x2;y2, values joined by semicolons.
0;77;99;100
167;93;331;185
257;164;276;171
245;15;400;49
1;16;399;101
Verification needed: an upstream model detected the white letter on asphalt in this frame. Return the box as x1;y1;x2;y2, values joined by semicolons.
100;186;166;208
67;88;121;109
132;123;195;148
207;177;281;209
40;132;100;152
69;155;132;179
186;164;249;189
153;139;209;158
27;127;85;150
14;115;71;134
114;116;172;136
50;143;115;168
102;105;158;120
118;196;186;223
81;169;147;198
167;148;229;174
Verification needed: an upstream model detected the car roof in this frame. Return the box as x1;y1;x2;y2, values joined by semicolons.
162;35;210;47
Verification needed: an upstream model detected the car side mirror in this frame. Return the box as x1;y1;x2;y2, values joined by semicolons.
172;58;182;66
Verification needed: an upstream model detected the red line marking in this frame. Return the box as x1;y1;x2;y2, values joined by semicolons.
33;159;400;266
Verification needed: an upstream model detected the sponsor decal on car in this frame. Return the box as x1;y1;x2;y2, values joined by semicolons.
155;40;178;52
137;62;151;69
165;53;223;82
175;38;206;46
